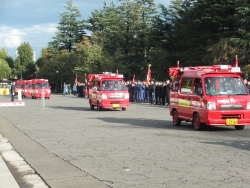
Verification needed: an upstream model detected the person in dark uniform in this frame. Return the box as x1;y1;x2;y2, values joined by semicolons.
158;82;163;105
127;81;135;102
134;81;138;102
149;81;156;104
145;82;150;103
162;82;167;105
155;81;159;105
137;81;143;102
141;81;146;102
10;82;15;102
166;80;170;106
82;83;86;98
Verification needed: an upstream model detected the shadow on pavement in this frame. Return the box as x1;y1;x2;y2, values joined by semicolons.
48;106;89;111
90;117;237;132
200;141;250;151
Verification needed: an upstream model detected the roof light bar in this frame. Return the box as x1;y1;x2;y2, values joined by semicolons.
212;65;232;72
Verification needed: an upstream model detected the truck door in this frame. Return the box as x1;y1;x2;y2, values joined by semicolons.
91;80;99;104
178;77;192;119
190;78;204;119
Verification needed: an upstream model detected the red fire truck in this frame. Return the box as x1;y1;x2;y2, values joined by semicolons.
14;80;24;96
88;72;129;111
31;79;51;99
169;56;250;130
23;80;32;97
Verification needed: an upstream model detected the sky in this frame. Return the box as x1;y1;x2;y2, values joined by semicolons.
0;0;171;61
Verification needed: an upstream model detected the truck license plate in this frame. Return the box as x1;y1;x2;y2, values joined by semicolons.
112;104;120;108
226;119;238;126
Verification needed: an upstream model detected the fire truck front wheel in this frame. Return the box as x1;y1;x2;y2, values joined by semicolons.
193;113;204;130
234;125;245;130
97;102;102;111
172;110;181;126
90;101;94;110
122;107;126;111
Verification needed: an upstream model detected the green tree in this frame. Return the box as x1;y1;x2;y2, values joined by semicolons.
167;0;241;66
0;58;11;81
233;0;250;64
0;48;15;68
15;42;35;79
50;0;86;52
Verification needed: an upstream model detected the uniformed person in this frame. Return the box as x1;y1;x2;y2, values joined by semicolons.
149;81;156;104
166;80;170;106
10;82;15;102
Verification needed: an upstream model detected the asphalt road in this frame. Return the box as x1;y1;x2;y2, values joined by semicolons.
0;94;250;188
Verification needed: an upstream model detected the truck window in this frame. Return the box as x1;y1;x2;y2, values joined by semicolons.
102;80;126;91
181;77;192;93
205;77;248;96
172;81;179;91
194;78;202;95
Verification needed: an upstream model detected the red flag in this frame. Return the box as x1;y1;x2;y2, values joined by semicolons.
75;74;78;83
146;65;151;86
234;55;238;67
132;75;135;84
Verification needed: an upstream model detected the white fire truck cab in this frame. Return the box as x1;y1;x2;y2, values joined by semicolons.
169;57;250;130
88;72;129;111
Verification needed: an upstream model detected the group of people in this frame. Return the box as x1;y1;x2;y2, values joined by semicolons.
126;80;171;105
63;82;88;97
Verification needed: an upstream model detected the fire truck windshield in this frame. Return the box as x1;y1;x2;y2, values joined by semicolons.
25;84;31;88
102;80;127;91
36;83;50;89
205;77;248;96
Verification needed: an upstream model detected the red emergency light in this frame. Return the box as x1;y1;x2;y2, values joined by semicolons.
212;65;232;72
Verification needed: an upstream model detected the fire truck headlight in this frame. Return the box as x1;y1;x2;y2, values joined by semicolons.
247;102;250;110
125;93;129;99
102;94;107;99
48;90;51;93
207;102;216;110
24;90;27;92
35;90;38;93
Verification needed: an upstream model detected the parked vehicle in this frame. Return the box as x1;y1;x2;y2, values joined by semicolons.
31;79;51;99
23;80;32;97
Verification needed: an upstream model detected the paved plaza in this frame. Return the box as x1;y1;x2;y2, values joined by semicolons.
0;94;250;188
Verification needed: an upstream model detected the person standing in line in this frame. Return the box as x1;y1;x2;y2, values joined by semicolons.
134;81;138;102
63;83;67;95
149;80;156;104
73;83;77;96
82;83;86;98
141;81;146;102
158;81;163;105
10;82;15;102
166;80;170;106
145;82;150;103
162;82;166;105
137;81;143;103
155;81;159;105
